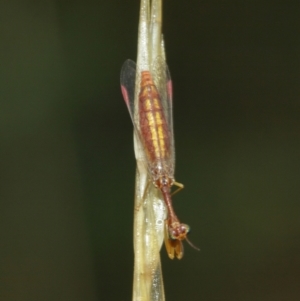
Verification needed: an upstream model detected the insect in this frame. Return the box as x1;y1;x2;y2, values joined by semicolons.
121;58;197;259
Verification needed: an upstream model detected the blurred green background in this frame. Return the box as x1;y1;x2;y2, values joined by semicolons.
0;1;299;300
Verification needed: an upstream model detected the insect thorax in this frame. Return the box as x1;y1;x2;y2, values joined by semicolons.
150;161;174;189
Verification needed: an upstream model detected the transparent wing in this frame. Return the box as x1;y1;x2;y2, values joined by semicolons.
151;56;173;128
121;60;149;164
151;55;175;170
120;59;137;122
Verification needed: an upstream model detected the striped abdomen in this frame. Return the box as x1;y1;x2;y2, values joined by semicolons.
138;71;171;165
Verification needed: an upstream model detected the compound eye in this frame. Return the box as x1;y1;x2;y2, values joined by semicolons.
169;228;178;240
169;223;190;240
182;224;190;234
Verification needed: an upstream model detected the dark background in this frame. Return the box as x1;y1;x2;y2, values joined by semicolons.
0;1;299;300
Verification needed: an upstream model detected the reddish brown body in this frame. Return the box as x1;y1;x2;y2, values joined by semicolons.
138;71;171;166
120;60;195;259
137;70;191;259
